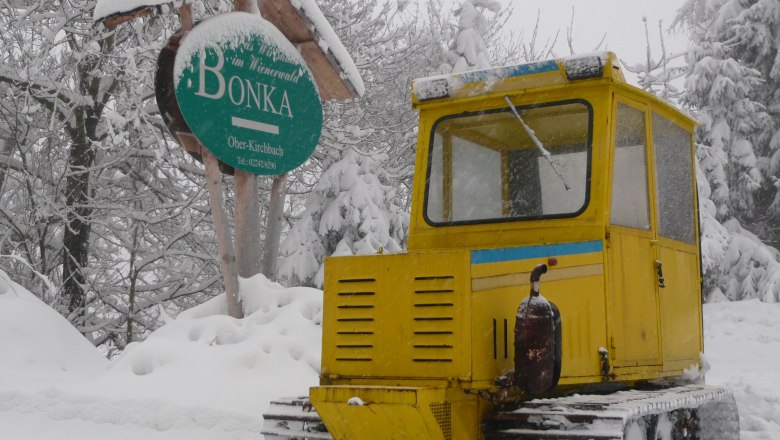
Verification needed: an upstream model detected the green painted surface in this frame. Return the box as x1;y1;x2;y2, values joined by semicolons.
175;13;322;175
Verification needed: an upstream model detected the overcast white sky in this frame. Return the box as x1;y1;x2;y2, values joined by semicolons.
504;0;689;57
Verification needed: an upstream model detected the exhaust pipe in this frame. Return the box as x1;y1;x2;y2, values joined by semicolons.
514;264;562;397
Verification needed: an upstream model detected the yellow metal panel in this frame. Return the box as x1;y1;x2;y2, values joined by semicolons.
322;251;471;381
657;244;703;366
471;251;603;279
311;386;481;440
472;263;603;292
311;386;446;440
607;227;662;367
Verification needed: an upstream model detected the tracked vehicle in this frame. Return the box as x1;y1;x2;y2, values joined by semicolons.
262;52;739;439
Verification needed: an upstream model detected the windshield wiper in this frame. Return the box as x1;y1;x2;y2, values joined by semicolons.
504;96;571;191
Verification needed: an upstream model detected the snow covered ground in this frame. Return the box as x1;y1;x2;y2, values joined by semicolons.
1;268;778;439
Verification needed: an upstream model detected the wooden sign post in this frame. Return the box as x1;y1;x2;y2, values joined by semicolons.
178;3;242;318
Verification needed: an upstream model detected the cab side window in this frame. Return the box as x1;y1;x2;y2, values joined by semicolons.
653;113;696;243
611;103;650;230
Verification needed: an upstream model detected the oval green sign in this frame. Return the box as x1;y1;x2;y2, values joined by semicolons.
174;12;322;175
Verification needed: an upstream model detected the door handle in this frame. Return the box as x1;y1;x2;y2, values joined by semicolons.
655;260;666;288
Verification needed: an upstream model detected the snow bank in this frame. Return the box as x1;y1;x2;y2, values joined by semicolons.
0;271;322;438
704;299;780;439
0;269;108;384
87;274;323;417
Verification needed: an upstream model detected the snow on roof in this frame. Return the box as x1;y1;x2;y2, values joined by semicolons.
412;52;617;102
292;0;365;97
93;0;173;22
413;59;560;101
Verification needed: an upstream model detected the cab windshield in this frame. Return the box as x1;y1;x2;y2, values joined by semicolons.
424;100;592;225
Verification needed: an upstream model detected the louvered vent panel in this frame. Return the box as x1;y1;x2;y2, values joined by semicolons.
334;277;377;363
412;276;456;363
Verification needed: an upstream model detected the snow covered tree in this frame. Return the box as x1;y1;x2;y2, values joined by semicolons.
442;0;502;73
0;1;228;349
678;0;779;229
622;18;686;102
278;148;408;287
676;0;780;301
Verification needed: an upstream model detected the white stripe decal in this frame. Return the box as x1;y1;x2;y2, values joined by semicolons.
231;116;280;135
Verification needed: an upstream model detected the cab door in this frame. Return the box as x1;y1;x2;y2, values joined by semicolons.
607;99;662;368
650;112;703;369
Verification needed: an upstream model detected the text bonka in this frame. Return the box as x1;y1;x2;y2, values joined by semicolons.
195;47;293;118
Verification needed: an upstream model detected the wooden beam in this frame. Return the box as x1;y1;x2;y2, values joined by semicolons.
298;41;355;101
100;6;154;28
260;0;360;100
202;146;243;319
260;0;314;43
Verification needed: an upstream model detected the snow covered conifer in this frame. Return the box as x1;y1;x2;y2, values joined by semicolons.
278;148;409;287
678;0;779;225
677;0;780;301
444;0;502;73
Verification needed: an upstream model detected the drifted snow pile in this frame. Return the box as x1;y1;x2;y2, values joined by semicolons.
0;269;322;439
91;275;323;414
0;270;109;383
703;300;780;439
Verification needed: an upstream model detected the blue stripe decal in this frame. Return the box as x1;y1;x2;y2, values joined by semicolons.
458;60;559;85
471;240;603;265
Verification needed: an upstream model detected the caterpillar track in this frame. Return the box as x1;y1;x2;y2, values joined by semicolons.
261;396;332;440
261;385;739;440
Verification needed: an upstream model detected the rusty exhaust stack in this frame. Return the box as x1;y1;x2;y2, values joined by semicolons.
514;264;562;397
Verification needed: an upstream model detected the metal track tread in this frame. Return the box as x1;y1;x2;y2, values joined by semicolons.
262;386;738;439
261;396;332;440
483;385;739;440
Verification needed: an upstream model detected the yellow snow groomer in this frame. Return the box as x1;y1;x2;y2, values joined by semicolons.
263;52;739;440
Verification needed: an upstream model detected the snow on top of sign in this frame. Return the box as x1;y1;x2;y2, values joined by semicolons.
293;0;366;97
93;0;173;22
173;11;312;87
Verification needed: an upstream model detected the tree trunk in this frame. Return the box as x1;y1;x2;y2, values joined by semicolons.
234;171;262;278
261;173;287;278
62;110;97;318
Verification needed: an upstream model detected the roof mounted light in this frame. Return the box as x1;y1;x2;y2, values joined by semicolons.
564;55;605;80
415;78;450;101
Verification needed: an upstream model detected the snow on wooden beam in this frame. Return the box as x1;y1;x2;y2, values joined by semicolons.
297;41;356;101
260;0;364;100
93;0;173;28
